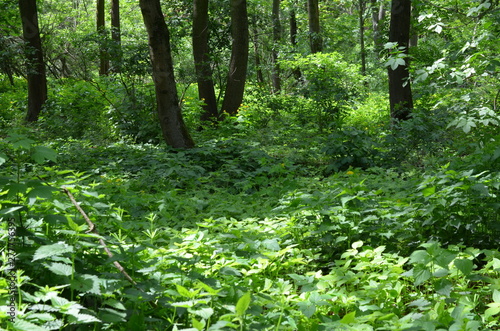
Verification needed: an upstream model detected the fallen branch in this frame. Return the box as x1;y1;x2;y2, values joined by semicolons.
62;186;138;286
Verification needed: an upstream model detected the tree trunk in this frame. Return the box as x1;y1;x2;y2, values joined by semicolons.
97;0;109;75
289;9;302;82
371;0;385;54
271;0;281;93
358;0;367;76
110;0;122;73
252;29;264;84
221;0;249;115
19;0;47;122
307;0;322;53
193;0;219;121
388;0;413;121
139;0;194;148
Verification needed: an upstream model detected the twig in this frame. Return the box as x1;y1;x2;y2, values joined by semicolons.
62;187;138;286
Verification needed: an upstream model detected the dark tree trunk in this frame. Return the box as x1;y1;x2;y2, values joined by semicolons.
252;29;264;84
193;0;219;121
358;0;367;76
289;9;302;81
110;0;122;73
19;0;47;122
139;0;195;148
97;0;109;75
388;0;413;121
307;0;322;53
271;0;281;93
221;0;249;115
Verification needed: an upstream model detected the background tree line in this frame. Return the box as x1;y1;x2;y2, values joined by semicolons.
1;0;499;147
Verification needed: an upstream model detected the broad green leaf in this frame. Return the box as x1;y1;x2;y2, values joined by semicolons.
192;317;205;331
493;289;500;303
454;258;473;276
27;186;59;206
297;301;316;318
0;204;25;215
261;238;280;251
46;262;73;276
422;186;436;197
434;278;453;297
32;146;58;164
103;299;126;311
66;313;101;324
33;242;74;261
435;250;457;269
190;307;214;319
0;152;7;165
485;303;500;319
70;274;100;295
235;292;251;316
413;265;432;286
13;319;49;331
351;241;363;249
340;311;356;324
409;250;431;265
176;284;195;298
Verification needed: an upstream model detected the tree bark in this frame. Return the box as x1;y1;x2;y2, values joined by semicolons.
371;0;385;54
252;28;264;84
358;0;367;76
19;0;47;122
388;0;413;121
289;9;302;82
221;0;249;115
307;0;322;53
97;0;109;75
139;0;195;148
193;0;219;121
271;0;281;93
110;0;122;73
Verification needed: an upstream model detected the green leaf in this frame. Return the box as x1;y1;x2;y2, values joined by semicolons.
340;311;356;324
235;292;251;317
45;262;73;276
434;278;453;297
33;242;74;261
32;146;57;164
422;186;436;197
71;274;101;295
413;265;432;286
454;258;473;276
0;152;7;165
13;319;50;331
27;186;59;206
190;307;214;319
297;301;316;318
409;250;431;265
493;289;500;303
176;284;195;298
192;317;205;331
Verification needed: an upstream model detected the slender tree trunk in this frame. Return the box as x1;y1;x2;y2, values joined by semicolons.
307;0;322;53
358;0;367;76
19;0;47;122
371;0;385;54
110;0;122;73
139;0;194;148
97;0;109;75
388;0;413;121
290;9;302;81
221;0;249;115
271;0;281;93
252;29;264;84
193;0;219;121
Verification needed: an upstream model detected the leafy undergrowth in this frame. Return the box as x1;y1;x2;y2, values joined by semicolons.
1;129;500;330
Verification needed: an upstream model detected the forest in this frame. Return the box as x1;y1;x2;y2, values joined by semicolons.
1;0;500;329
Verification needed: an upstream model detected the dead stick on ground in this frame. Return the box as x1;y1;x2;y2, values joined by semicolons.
62;186;138;286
